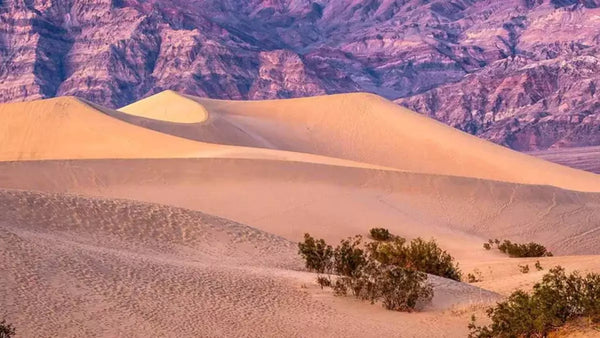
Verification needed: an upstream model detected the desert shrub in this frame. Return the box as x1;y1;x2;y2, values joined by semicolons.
334;236;366;277
316;275;331;289
469;266;600;337
497;240;551;258
467;269;483;283
369;227;393;241
368;237;462;281
377;266;433;312
519;264;530;274
535;261;543;271
0;320;15;338
297;232;436;312
298;233;333;273
483;243;491;250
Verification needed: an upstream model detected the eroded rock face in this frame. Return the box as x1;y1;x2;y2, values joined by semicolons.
1;0;600;150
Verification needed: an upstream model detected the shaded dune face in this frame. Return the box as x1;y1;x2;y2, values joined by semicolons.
1;92;600;337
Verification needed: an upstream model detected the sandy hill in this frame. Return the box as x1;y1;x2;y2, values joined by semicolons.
0;189;499;337
119;90;208;123
116;91;600;192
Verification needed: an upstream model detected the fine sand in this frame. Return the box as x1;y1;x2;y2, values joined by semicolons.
2;92;600;337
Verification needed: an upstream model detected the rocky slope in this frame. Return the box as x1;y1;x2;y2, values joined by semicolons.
1;0;600;150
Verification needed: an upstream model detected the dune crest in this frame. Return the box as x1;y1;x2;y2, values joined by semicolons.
118;90;208;123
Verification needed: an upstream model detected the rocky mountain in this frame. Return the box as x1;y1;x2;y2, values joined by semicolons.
1;0;600;150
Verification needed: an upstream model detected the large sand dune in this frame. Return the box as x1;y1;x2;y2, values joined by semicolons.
116;91;600;192
2;92;600;337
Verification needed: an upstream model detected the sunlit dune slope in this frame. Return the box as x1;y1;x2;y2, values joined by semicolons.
117;91;600;192
0;96;389;169
0;189;498;337
0;97;208;160
2;158;599;259
119;90;208;123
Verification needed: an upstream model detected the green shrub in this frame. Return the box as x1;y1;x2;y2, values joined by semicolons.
0;320;15;338
368;237;462;281
297;232;436;312
298;233;333;273
469;266;600;337
369;227;393;241
519;264;530;274
497;240;551;258
334;236;366;277
377;266;433;312
483;243;491;250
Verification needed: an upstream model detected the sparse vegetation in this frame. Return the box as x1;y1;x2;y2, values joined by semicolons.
467;269;483;283
535;260;543;271
518;264;530;274
298;233;333;273
298;231;449;312
369;227;393;241
483;239;553;258
468;266;600;337
0;320;15;338
367;237;462;281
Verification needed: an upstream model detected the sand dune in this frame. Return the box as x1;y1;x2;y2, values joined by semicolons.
119;90;208;123
0;189;499;337
116;91;600;192
1;158;599;258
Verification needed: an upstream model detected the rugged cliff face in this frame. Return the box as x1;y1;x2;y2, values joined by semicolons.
1;0;600;150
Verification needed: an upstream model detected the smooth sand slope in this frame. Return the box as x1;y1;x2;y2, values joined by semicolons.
116;91;600;192
0;189;499;337
0;96;391;169
529;146;600;174
119;90;208;123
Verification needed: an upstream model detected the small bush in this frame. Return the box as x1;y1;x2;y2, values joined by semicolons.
483;243;491;250
316;275;331;289
369;227;393;241
298;233;333;273
469;266;600;337
519;264;530;274
495;239;552;258
0;320;15;338
377;266;433;312
535;260;543;271
334;236;366;277
368;237;462;281
467;269;483;283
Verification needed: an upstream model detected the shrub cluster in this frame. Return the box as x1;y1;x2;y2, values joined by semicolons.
484;239;553;258
0;320;15;338
298;230;445;312
469;266;600;337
